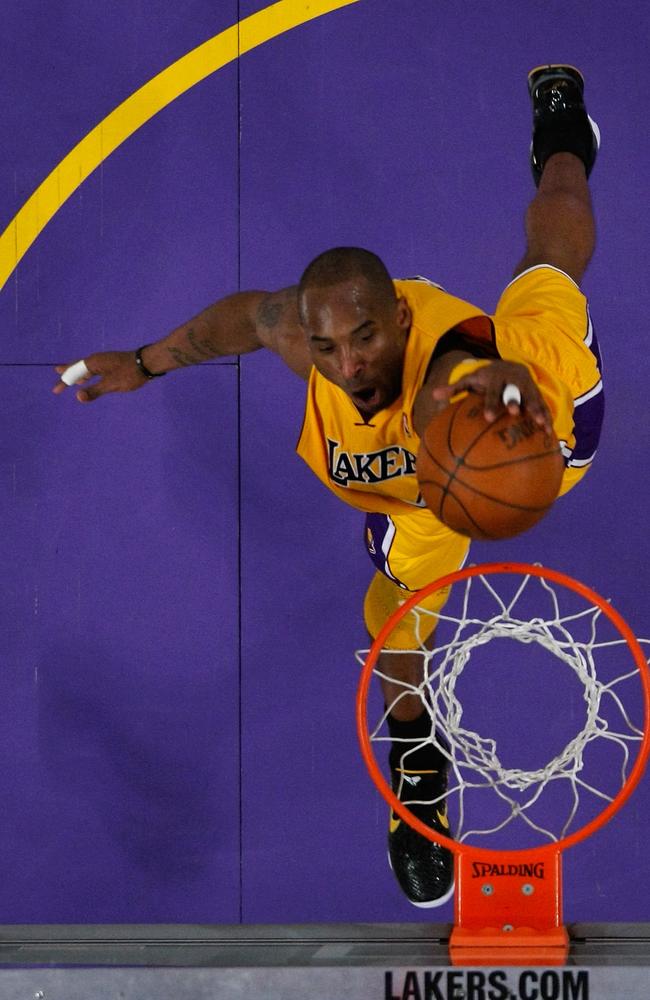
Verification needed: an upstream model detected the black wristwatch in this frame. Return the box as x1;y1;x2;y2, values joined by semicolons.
135;345;166;379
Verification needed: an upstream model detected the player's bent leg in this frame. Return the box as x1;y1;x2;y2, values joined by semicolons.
514;66;598;285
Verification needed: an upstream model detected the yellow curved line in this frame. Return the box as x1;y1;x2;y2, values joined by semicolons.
0;0;359;291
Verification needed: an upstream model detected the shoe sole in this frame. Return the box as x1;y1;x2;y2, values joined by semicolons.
528;63;585;95
387;849;455;909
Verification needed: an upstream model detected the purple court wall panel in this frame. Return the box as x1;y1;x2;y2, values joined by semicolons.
239;0;650;924
0;1;235;186
0;366;241;923
0;2;238;364
1;0;241;922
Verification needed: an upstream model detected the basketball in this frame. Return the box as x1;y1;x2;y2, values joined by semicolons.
417;394;565;540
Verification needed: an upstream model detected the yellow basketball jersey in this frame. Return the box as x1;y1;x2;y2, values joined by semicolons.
296;274;602;515
296;278;493;515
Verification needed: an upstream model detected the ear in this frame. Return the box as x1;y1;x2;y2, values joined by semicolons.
396;296;412;331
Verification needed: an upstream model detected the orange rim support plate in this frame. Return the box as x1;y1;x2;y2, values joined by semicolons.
450;847;567;966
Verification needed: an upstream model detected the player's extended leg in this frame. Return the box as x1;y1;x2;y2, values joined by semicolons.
364;570;455;908
514;66;599;284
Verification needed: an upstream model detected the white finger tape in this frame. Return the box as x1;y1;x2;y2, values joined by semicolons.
61;360;90;386
502;383;522;407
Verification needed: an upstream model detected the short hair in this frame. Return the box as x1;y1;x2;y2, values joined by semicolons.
297;247;396;319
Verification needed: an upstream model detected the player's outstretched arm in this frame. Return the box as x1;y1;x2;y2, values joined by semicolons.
53;286;311;403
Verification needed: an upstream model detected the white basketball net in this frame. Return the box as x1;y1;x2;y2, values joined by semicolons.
357;568;649;846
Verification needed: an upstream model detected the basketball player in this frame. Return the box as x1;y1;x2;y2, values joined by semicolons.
53;67;603;907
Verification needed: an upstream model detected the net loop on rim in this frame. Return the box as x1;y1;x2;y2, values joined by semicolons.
357;564;650;849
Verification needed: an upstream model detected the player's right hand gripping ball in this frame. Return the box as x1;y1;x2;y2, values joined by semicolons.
417;394;564;540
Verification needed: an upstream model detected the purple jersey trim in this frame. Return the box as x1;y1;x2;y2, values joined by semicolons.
565;381;604;466
565;308;604;467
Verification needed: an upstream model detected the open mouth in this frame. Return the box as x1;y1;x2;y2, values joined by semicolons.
352;386;379;407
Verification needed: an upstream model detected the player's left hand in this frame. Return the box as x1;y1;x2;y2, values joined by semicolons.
52;351;149;402
430;360;553;434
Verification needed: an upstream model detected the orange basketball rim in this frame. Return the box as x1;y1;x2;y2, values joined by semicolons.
356;562;650;966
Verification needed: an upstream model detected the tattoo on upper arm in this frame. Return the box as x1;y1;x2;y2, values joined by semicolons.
254;286;308;377
256;287;298;331
257;298;284;329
